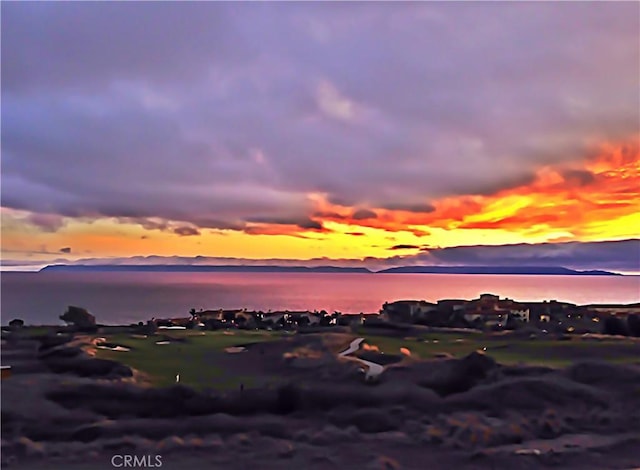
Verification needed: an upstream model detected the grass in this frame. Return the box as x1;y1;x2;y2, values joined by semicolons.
360;333;640;367
11;326;62;338
94;329;282;390
94;328;640;389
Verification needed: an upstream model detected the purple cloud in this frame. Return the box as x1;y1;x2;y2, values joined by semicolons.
1;2;638;231
25;213;66;232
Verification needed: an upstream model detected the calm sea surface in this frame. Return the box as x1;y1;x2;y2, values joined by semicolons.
1;272;639;325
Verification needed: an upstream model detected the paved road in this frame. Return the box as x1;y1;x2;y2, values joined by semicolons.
338;337;384;380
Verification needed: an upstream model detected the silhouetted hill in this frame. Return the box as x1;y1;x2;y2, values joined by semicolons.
39;264;372;274
39;264;621;275
377;266;621;275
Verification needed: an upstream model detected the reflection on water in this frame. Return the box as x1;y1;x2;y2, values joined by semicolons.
1;272;639;325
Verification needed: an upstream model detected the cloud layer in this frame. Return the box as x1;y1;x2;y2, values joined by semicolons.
5;240;638;274
2;2;638;234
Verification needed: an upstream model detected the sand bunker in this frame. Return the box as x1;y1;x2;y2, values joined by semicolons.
96;345;130;352
225;347;246;354
158;326;186;330
156;341;171;345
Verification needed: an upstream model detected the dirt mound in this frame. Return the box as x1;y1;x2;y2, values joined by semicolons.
38;346;84;360
443;375;608;413
44;357;133;378
47;382;300;419
416;352;498;396
68;414;294;442
37;335;74;352
563;361;640;391
342;409;401;434
490;364;555;379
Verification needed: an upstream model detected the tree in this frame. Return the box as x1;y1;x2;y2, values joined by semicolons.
602;316;629;336
9;318;24;330
627;314;640;337
319;313;332;327
60;306;96;331
276;383;300;414
189;308;197;318
236;316;247;328
223;310;236;323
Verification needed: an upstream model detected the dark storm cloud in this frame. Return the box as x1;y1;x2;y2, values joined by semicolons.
245;216;324;231
296;219;324;230
173;226;200;237
383;203;436;214
388;244;421;251
351;209;377;220
561;169;596;186
388;239;640;273
1;2;638;228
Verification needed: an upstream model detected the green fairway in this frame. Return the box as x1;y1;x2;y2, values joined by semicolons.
94;329;282;389
360;333;640;367
94;329;640;390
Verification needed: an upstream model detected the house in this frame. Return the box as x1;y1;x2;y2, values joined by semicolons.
485;310;510;328
464;295;530;325
437;299;467;312
509;308;530;323
234;311;257;329
463;307;509;328
479;293;500;303
288;311;322;327
197;309;245;322
380;300;437;323
583;304;640;318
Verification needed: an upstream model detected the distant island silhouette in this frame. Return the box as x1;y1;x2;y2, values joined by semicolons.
377;266;620;275
39;264;621;275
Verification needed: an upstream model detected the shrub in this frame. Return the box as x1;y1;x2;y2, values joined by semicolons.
627;314;640;337
60;306;96;329
275;383;301;414
346;408;399;433
602;316;629;336
8;318;24;329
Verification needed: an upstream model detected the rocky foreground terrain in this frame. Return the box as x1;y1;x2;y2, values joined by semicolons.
2;332;640;469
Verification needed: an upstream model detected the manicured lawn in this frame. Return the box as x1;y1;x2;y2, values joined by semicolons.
361;334;640;367
14;326;62;338
94;329;282;389
94;328;640;389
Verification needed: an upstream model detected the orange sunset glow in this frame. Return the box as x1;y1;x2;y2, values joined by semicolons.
1;1;638;273
2;140;638;268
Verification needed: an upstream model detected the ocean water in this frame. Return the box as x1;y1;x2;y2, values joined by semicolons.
1;272;639;325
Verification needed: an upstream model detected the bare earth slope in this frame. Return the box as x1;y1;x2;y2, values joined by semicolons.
2;331;640;470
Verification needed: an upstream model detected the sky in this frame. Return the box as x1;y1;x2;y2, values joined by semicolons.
1;2;639;272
